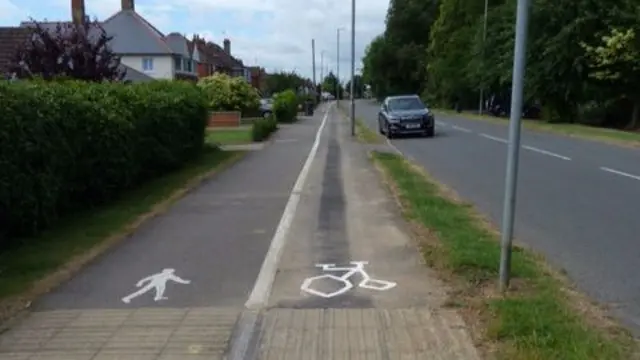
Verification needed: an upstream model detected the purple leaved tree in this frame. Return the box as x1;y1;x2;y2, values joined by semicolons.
11;17;126;82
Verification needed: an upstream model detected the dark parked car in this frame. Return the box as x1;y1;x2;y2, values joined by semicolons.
378;95;435;138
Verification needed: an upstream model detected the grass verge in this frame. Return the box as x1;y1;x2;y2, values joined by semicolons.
371;151;638;360
206;127;253;145
434;109;640;148
355;118;383;144
336;103;383;144
0;145;244;323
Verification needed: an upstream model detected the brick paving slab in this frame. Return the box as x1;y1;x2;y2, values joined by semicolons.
0;307;240;360
256;309;480;360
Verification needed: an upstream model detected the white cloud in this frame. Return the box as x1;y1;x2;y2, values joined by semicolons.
0;0;27;22
164;0;389;80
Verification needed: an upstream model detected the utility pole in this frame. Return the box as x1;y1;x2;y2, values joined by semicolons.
312;39;316;85
478;0;489;115
320;50;325;100
498;0;530;292
350;0;356;136
312;39;317;102
337;28;342;104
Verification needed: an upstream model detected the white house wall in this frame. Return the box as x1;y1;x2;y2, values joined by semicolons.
120;55;174;80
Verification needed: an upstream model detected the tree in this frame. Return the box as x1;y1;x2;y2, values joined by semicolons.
198;73;261;113
344;74;365;98
11;18;125;82
321;72;343;98
264;71;308;96
581;26;640;128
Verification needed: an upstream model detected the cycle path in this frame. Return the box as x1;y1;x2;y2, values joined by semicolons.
0;105;330;360
228;107;481;359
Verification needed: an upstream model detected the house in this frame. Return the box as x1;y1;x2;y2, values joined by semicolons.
15;0;197;82
248;66;266;92
93;0;198;81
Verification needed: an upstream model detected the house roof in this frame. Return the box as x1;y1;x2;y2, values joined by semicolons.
0;27;32;73
101;10;173;54
119;63;154;82
164;32;189;56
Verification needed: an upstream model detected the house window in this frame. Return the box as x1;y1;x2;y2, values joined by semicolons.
186;59;193;72
142;57;154;71
174;56;182;70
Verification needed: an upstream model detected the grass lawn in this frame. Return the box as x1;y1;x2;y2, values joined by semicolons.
372;151;638;360
206;127;253;145
434;109;640;148
0;144;243;320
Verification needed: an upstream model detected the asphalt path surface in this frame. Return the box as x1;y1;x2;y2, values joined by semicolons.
34;111;324;310
354;100;640;333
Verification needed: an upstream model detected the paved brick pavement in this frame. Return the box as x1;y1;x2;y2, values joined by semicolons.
0;307;238;359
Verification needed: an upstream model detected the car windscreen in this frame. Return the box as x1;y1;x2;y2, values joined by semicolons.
388;97;424;111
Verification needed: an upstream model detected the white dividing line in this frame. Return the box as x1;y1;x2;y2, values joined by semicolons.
479;133;508;143
245;103;331;310
451;125;472;133
600;167;640;181
478;133;571;160
522;145;571;161
435;120;447;127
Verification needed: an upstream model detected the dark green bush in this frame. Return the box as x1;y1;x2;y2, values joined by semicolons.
273;89;299;123
251;116;278;141
0;80;208;246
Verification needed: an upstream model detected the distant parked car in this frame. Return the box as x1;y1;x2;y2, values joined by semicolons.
259;98;273;118
378;95;435;138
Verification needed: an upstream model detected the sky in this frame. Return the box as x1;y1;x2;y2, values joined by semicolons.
0;0;390;82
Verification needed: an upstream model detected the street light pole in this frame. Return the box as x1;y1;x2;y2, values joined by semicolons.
337;28;344;104
478;0;489;115
498;0;531;292
350;0;356;136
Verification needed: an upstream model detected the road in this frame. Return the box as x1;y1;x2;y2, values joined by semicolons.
354;100;640;333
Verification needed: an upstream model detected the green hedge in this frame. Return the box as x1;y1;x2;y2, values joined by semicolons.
252;116;278;141
0;80;208;246
273;90;299;123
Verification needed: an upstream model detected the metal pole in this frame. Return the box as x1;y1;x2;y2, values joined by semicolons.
478;0;488;115
350;0;356;136
311;39;316;87
498;0;530;292
337;29;340;104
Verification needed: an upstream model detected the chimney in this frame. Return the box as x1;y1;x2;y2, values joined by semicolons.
223;38;230;54
122;0;134;10
71;0;85;25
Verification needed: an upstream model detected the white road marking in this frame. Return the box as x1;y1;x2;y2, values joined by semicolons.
435;120;447;127
479;133;508;143
600;167;640;181
300;261;396;298
522;145;571;161
451;125;472;133
121;269;190;304
245;103;331;309
478;133;571;160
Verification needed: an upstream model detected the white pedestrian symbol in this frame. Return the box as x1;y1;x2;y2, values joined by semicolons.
121;268;190;304
300;261;396;298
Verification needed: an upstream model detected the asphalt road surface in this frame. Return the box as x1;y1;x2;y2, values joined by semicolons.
354;100;640;334
34;113;324;310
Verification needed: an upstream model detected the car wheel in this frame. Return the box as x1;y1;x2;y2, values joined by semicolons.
424;127;435;137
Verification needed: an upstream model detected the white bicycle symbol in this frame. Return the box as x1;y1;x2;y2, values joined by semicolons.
300;261;397;298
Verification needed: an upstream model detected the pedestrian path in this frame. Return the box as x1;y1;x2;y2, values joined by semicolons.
227;106;481;359
0;106;329;360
